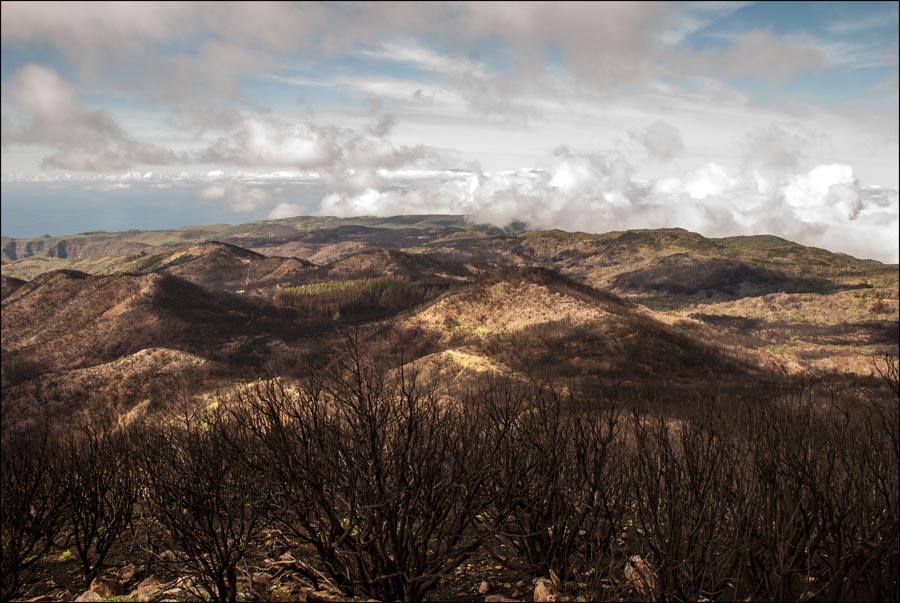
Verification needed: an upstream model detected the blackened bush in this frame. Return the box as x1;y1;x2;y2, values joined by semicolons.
628;397;753;601
61;411;139;588
0;423;66;601
623;375;900;602
238;331;508;602
479;376;626;580
136;401;270;603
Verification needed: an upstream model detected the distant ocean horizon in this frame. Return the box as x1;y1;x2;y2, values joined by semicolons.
0;181;325;239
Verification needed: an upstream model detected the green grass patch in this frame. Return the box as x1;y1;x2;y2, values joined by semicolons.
57;549;76;562
275;276;438;320
279;276;408;300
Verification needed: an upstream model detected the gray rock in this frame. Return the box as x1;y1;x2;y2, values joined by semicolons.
117;563;138;582
130;576;164;602
90;575;125;598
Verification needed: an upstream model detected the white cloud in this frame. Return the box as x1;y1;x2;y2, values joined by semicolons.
368;112;396;138
268;202;306;219
86;182;131;192
2;64;180;171
781;164;860;222
3;2;794;127
629;121;686;163
358;40;544;119
1;3;896;260
785;35;897;71
199;119;335;167
824;6;899;35
460;2;673;89
678;29;827;81
740;122;821;183
677;163;741;201
198;185;226;199
660;1;754;45
196;183;269;212
196;115;459;191
318;149;899;263
0;2;188;54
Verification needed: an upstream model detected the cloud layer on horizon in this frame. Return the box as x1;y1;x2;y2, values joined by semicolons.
3;150;897;262
1;2;897;262
315;152;899;263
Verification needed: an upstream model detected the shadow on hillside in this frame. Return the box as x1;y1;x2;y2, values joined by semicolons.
632;281;873;310
610;253;874;309
689;313;899;347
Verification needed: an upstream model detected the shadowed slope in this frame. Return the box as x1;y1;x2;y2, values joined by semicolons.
122;241;316;295
407;267;747;383
0;270;295;386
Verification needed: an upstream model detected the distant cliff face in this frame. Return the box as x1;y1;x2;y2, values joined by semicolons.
2;236;83;261
1;236;156;261
1;238;17;260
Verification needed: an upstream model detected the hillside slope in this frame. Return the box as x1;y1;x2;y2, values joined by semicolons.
406;267;747;384
121;241;316;296
3;217;896;378
0;270;298;386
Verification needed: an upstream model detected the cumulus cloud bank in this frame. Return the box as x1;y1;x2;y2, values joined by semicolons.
1;3;895;262
318;148;899;263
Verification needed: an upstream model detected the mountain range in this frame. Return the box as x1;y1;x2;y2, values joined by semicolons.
2;214;897;426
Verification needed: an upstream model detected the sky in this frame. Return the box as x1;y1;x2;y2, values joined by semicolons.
1;1;898;262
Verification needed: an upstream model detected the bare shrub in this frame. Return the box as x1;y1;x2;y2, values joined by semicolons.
237;331;507;601
135;401;270;603
627;397;754;601
0;422;66;601
60;411;139;588
479;376;627;580
622;374;899;602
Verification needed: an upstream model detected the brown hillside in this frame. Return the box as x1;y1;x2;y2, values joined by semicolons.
607;253;841;301
2;348;219;430
0;274;25;300
317;248;471;282
1;270;296;386
126;241;316;295
407;267;746;384
2;220;894;385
